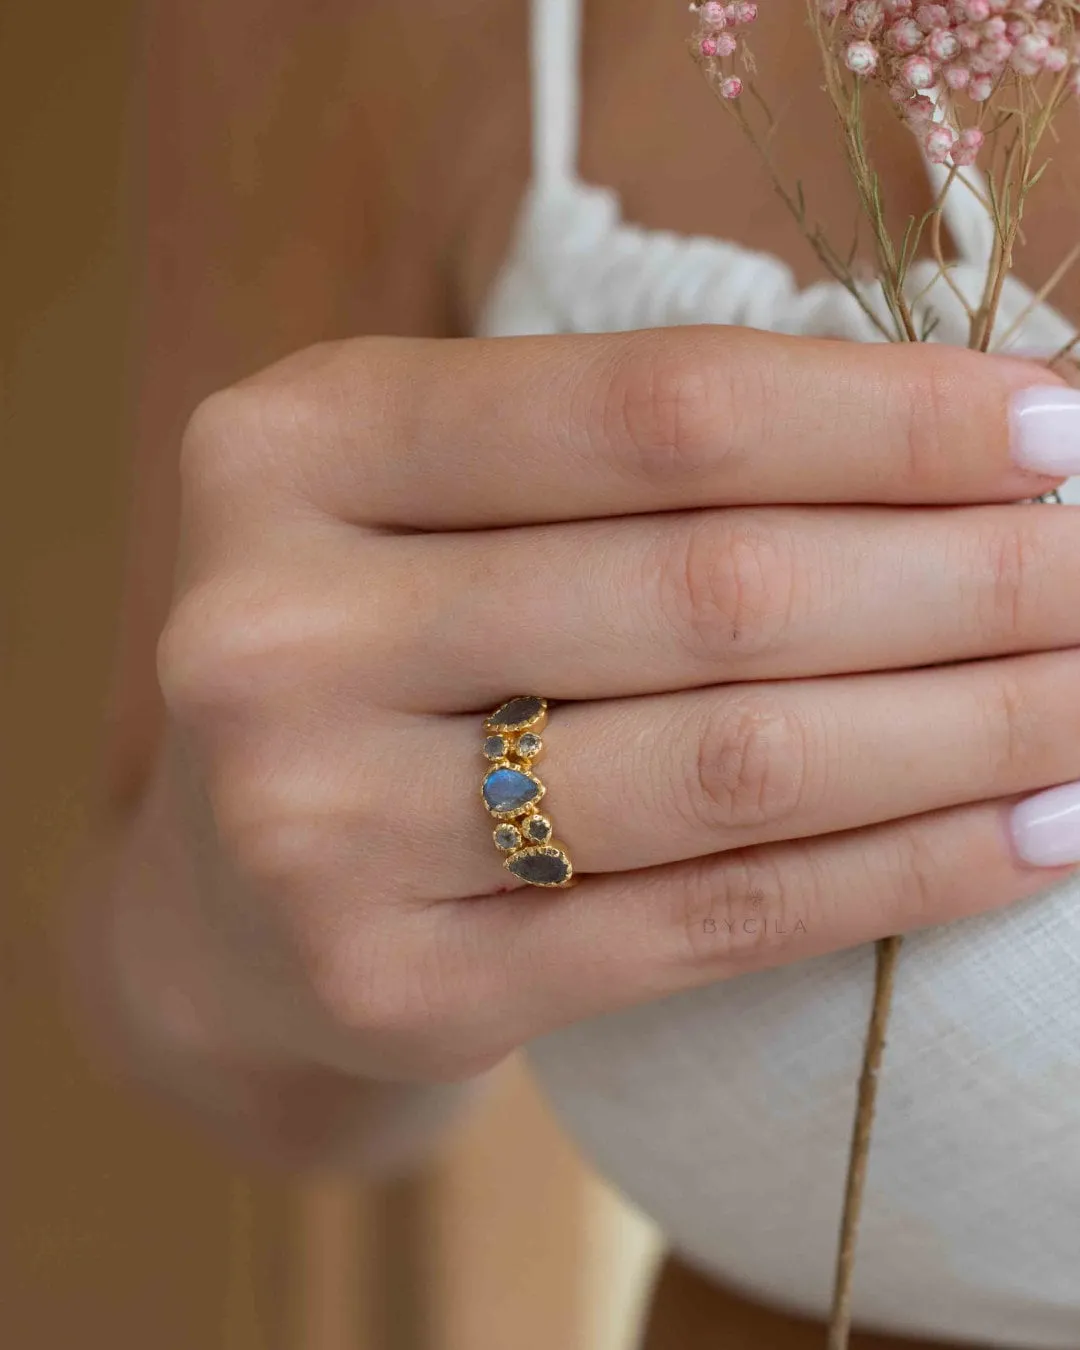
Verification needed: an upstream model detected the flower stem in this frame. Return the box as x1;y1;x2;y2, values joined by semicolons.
827;934;903;1350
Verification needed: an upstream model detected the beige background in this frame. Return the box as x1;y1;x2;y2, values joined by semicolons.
0;4;659;1346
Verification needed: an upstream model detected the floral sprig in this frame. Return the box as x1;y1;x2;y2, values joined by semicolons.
690;0;1080;349
687;4;1077;1346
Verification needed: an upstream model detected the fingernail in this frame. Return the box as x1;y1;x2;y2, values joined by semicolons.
1011;386;1080;476
1010;780;1080;867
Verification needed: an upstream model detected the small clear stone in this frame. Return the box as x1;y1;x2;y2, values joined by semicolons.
493;823;522;851
523;814;552;843
506;846;572;886
487;696;546;731
515;732;542;758
483;735;508;760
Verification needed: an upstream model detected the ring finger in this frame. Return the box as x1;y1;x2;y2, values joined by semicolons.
367;646;1080;897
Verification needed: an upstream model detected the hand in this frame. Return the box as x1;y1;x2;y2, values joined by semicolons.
143;327;1080;1093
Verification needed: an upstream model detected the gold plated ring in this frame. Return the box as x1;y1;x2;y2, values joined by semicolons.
480;696;575;887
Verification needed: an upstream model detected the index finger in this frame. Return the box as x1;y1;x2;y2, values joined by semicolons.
247;327;1074;529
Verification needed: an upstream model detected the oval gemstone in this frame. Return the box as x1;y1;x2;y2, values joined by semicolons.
487;696;545;730
482;766;542;814
506;846;572;887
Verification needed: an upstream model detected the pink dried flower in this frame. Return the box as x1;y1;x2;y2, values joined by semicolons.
952;126;985;162
1012;31;1050;71
715;30;739;53
969;70;995;96
963;0;990;18
928;26;963;58
904;91;937;118
944;61;973;85
924;123;958;160
902;52;937;84
883;0;913;13
916;3;950;28
889;16;926;49
701;0;728;24
846;37;882;71
850;0;886;31
701;36;719;54
1044;43;1069;71
720;75;744;97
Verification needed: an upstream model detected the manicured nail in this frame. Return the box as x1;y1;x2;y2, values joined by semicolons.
1010;780;1080;867
1011;386;1080;476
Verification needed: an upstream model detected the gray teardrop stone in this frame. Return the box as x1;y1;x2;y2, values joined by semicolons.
488;696;544;729
506;848;571;886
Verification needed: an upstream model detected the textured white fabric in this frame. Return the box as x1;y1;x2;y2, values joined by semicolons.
477;0;1080;1343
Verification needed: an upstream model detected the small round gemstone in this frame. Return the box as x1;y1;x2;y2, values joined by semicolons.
483;734;509;760
486;695;546;731
506;846;572;887
493;823;522;851
523;813;552;843
515;732;542;758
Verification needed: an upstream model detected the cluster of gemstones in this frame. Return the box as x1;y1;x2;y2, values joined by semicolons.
481;696;574;887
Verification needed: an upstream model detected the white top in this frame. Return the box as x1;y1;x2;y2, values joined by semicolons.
478;1;1080;1345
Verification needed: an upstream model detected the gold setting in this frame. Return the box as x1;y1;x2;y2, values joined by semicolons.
480;696;575;887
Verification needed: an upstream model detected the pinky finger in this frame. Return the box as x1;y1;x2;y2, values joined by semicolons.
462;785;1080;1042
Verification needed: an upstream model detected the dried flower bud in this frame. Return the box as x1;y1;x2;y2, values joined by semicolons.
850;0;886;31
701;36;719;54
846;37;881;71
701;0;727;24
927;27;962;58
902;52;937;85
924;123;958;161
720;75;744;97
944;61;972;85
916;3;950;29
1044;43;1069;71
968;70;995;97
715;31;739;53
955;126;985;160
889;16;926;50
963;0;990;18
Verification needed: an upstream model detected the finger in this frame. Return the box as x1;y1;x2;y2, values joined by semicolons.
359;647;1080;898
356;500;1080;710
244;329;1070;528
454;792;1079;1047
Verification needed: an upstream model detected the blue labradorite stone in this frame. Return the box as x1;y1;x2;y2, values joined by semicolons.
488;696;545;730
483;766;541;814
506;847;572;886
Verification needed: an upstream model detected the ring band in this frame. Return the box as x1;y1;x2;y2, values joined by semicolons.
480;696;575;887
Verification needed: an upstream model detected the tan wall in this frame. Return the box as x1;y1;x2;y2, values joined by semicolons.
0;5;658;1347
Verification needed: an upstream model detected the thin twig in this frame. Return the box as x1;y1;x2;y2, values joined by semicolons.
826;934;903;1350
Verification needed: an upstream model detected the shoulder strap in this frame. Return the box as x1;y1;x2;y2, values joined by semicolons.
531;0;583;186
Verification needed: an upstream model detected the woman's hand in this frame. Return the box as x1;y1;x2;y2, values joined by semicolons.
110;326;1080;1135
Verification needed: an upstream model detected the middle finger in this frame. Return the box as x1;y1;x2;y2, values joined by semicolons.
359;502;1080;710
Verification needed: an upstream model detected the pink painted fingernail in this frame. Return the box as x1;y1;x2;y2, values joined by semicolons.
1010;387;1080;476
1010;780;1080;867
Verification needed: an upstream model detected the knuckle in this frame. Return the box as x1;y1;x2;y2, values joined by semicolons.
601;335;723;485
982;667;1038;778
661;513;797;666
893;350;960;487
157;582;273;722
889;820;945;928
179;386;268;493
685;693;811;834
979;518;1037;638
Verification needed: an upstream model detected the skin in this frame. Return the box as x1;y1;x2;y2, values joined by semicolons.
81;0;1080;1340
